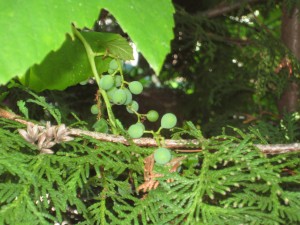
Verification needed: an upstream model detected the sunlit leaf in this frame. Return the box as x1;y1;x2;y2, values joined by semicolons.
0;0;102;85
20;32;132;92
100;0;175;74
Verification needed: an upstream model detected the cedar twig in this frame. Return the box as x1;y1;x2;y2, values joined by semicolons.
0;108;300;155
201;0;263;18
205;32;255;46
247;5;274;36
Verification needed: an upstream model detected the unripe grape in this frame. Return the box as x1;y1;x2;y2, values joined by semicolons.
128;122;144;138
161;113;177;129
154;147;172;165
127;101;139;113
99;75;114;90
107;86;117;102
109;59;119;70
90;104;99;115
114;75;122;87
112;89;127;105
92;118;108;133
146;110;159;122
124;88;133;105
134;122;145;132
137;122;145;131
129;81;143;95
108;68;114;74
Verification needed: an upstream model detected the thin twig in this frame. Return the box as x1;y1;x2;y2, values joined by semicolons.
247;5;274;36
201;0;263;18
205;32;255;46
0;108;300;155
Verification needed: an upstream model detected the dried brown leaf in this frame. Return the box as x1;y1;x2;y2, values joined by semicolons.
138;155;186;193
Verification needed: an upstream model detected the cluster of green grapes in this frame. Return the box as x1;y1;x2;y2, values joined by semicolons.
91;58;177;165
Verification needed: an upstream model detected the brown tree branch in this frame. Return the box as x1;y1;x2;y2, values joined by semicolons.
201;0;264;18
0;108;300;155
206;32;255;46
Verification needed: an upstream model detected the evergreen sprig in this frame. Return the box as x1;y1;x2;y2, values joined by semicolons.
0;115;299;224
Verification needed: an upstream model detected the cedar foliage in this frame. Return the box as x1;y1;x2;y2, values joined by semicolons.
158;0;300;132
1;1;300;224
0;96;299;224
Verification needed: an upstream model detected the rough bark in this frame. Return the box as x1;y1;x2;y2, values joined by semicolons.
279;5;300;114
278;81;299;114
281;7;300;59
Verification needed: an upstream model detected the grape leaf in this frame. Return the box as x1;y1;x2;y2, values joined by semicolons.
0;0;102;85
0;1;174;86
20;32;132;92
82;32;133;60
100;0;175;75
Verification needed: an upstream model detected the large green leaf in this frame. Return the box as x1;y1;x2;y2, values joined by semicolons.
82;31;133;60
100;0;175;74
0;0;102;85
20;32;132;92
0;1;175;86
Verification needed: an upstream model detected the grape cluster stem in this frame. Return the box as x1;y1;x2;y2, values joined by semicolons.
72;25;118;134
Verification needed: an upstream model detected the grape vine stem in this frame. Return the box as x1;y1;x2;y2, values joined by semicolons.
72;25;118;134
1;108;300;155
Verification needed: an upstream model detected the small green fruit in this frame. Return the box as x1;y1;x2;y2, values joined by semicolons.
126;101;139;113
114;75;122;87
92;118;108;133
154;147;172;165
124;88;133;105
99;75;114;90
146;110;159;122
128;81;143;95
108;68;114;74
128;123;144;138
161;113;177;129
90;104;99;115
112;89;127;105
107;86;117;102
109;59;119;70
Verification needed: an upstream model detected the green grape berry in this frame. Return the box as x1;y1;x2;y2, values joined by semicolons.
108;68;114;74
107;86;117;102
99;75;114;90
124;88;133;105
146;110;159;122
90;104;99;115
161;113;177;129
109;59;119;70
114;75;122;87
128;81;143;95
112;89;127;105
128;122;144;138
134;122;145;132
126;101;139;114
137;122;145;131
154;147;172;165
92;118;108;133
